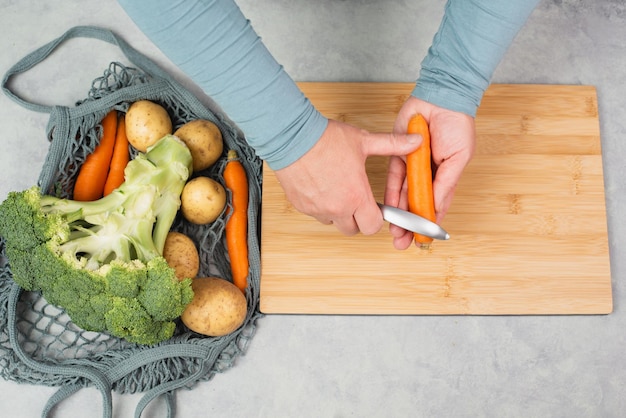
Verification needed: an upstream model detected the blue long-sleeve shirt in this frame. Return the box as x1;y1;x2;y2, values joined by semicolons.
117;0;539;170
413;1;540;115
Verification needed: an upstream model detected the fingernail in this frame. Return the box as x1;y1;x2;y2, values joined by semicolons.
407;134;420;144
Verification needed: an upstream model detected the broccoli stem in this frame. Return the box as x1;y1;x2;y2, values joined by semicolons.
40;189;127;217
39;134;192;269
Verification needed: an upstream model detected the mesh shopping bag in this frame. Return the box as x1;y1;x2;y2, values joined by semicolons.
0;26;263;418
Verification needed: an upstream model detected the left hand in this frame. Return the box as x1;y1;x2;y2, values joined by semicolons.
385;96;476;249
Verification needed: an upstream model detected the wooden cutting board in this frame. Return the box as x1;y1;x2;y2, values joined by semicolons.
259;83;613;315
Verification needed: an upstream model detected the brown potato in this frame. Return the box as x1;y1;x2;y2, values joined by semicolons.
181;277;247;337
162;231;200;280
174;119;224;172
125;100;172;152
181;176;226;224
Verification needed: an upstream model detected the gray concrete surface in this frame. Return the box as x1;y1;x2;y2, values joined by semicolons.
1;1;625;417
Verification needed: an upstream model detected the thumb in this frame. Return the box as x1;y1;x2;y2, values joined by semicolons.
362;132;422;157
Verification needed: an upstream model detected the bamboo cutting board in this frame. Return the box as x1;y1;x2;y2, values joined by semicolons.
260;83;613;315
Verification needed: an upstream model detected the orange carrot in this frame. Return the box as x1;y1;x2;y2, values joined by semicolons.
73;110;118;201
103;115;130;196
223;149;249;293
406;114;436;249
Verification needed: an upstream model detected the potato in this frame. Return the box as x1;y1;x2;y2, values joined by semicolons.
163;231;200;280
125;100;172;152
181;176;226;224
174;119;224;172
181;277;247;337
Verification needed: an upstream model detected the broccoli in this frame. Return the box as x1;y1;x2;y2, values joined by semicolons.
0;134;195;345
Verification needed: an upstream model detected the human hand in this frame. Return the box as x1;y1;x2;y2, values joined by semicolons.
274;119;421;236
385;96;476;250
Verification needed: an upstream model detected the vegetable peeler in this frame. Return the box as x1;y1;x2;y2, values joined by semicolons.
377;203;450;241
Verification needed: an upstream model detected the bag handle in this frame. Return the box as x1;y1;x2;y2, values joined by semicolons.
7;282;218;418
2;25;175;114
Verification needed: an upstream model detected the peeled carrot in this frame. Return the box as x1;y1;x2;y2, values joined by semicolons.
406;114;436;249
103;115;130;196
73;110;118;201
223;150;249;293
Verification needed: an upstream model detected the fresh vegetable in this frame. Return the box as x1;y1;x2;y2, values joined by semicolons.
0;135;194;345
406;114;435;249
103;114;130;196
181;277;247;337
180;176;226;224
125;100;172;152
163;231;200;281
73;110;118;201
174;119;224;172
223;150;249;292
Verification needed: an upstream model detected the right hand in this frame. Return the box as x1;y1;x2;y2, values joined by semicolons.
275;119;421;236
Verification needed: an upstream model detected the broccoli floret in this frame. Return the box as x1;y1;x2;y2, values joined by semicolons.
0;135;195;345
139;257;194;321
105;297;176;345
105;259;147;298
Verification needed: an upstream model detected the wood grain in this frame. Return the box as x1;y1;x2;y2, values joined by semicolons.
260;83;612;315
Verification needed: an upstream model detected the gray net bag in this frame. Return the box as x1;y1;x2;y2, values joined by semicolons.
0;26;263;417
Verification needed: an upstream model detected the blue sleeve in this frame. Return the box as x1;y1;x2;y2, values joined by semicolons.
117;0;327;170
413;0;540;117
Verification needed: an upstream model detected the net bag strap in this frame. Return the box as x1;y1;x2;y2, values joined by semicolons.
6;283;114;418
40;344;216;418
1;25;174;114
8;280;225;418
2;25;221;196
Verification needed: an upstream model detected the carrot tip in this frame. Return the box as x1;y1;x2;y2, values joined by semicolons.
227;149;238;160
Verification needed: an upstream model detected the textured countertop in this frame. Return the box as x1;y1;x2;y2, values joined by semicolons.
1;1;625;417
